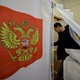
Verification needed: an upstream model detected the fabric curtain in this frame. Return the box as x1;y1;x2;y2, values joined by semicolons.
0;0;52;80
56;3;80;80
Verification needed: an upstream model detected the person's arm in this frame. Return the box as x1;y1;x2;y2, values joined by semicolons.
54;40;59;46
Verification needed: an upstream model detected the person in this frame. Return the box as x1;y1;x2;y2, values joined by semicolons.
54;22;69;80
54;22;80;80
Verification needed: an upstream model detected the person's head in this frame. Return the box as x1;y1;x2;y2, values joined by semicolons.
54;22;64;33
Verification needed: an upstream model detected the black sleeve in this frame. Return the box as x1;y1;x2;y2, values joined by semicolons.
54;40;59;46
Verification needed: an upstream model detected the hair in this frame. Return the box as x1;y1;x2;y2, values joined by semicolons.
54;22;62;28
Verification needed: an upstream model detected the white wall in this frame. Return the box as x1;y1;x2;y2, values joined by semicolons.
63;0;80;25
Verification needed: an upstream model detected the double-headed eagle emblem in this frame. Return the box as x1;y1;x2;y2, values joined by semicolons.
0;21;39;62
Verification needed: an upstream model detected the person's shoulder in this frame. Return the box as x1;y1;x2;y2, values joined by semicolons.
64;25;69;31
65;25;69;28
63;25;69;34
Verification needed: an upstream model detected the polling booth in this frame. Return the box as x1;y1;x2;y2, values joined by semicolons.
0;0;53;80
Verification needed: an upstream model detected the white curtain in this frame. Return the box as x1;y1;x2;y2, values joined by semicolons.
56;4;80;80
0;0;52;80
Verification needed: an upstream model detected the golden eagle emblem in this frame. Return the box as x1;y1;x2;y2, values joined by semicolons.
0;21;39;62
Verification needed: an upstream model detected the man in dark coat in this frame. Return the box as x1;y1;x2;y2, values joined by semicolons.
54;22;80;80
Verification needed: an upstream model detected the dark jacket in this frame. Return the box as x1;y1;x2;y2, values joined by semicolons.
54;25;80;60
